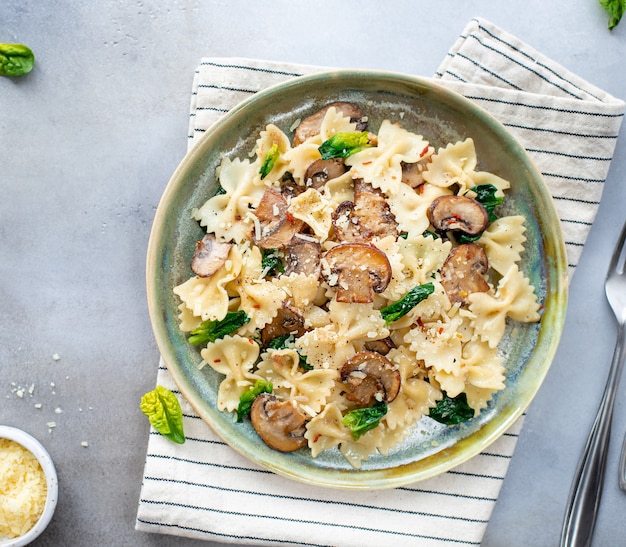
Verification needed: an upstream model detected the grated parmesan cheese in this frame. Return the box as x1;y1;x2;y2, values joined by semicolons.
0;439;47;539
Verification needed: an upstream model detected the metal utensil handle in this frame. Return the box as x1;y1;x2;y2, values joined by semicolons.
560;323;626;547
619;436;626;492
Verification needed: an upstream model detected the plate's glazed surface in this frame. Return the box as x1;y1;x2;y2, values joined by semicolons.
146;70;568;489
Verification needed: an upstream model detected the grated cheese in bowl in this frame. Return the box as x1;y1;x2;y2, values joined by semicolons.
0;439;46;538
0;427;57;546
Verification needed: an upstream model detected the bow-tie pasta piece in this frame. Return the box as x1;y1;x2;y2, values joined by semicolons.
479;215;527;275
193;157;266;244
199;335;261;412
347;120;432;196
469;264;541;349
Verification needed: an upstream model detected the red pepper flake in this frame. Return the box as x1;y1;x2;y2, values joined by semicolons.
248;338;255;344
438;327;444;335
313;434;321;443
420;145;430;158
286;212;295;224
213;359;221;363
235;215;242;221
362;160;372;165
418;184;424;194
253;304;261;309
416;317;425;330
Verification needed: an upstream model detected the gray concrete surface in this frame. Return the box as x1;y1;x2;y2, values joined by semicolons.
1;1;625;545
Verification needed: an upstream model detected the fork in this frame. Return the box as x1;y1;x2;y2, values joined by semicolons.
620;433;626;492
560;220;626;547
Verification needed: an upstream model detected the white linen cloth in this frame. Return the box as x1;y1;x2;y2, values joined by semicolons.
136;17;624;547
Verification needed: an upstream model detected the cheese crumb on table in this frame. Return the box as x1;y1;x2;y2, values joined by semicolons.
0;439;47;539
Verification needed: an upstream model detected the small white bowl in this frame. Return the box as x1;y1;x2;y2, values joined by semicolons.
0;426;58;546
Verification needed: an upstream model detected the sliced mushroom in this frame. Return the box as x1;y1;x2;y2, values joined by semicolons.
352;180;398;239
280;173;307;199
304;158;347;189
331;201;359;241
322;242;391;303
190;234;232;277
293;102;367;146
284;237;321;277
255;187;288;222
250;393;307;452
332;180;398;243
364;337;396;356
441;243;490;305
427;195;489;236
340;351;401;406
261;302;307;346
253;188;304;249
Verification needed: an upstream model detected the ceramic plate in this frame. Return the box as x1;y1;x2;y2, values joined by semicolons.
146;70;568;489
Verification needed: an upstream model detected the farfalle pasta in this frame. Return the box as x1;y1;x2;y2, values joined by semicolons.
175;102;541;468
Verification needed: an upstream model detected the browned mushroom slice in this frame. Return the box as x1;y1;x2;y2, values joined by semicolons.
322;242;391;303
331;201;360;242
352;180;398;240
260;302;307;346
441;243;490;305
255;187;288;222
364;337;396;356
303;158;348;189
427;195;489;236
253;188;304;249
190;234;232;277
284;237;321;277
293;102;367;146
332;181;398;243
401;161;424;188
250;393;307;452
340;351;401;406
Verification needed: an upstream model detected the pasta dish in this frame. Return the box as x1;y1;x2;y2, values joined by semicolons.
173;102;540;467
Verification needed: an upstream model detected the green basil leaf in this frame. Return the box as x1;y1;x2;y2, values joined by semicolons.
0;43;35;77
140;386;185;444
188;310;250;346
380;282;435;324
236;380;273;422
342;401;387;440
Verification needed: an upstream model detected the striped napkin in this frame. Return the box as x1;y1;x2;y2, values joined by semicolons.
136;18;624;547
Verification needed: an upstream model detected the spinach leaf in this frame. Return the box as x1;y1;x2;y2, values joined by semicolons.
471;183;503;223
236;380;273;422
261;248;284;277
259;143;280;179
342;401;388;440
0;43;35;77
429;393;474;425
457;184;503;244
318;131;371;160
267;334;313;370
600;0;625;29
140;386;185;444
380;282;435;324
188;310;250;346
